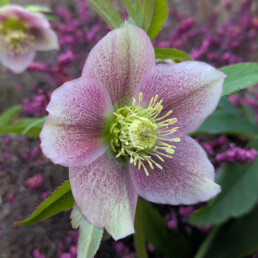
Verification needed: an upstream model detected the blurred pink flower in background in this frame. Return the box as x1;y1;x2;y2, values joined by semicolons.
26;174;43;190
40;24;225;240
0;5;58;73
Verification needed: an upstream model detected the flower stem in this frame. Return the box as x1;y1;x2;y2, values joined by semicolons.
134;198;148;258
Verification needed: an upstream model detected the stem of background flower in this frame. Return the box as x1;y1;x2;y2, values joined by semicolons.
193;226;220;258
134;198;148;258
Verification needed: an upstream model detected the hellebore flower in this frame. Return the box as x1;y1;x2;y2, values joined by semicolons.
0;5;58;73
40;24;225;240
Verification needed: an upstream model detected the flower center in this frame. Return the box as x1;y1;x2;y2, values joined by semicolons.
108;93;180;176
0;18;34;55
130;117;158;150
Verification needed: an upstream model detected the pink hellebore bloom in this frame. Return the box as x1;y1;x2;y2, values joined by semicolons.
0;5;58;73
40;25;225;240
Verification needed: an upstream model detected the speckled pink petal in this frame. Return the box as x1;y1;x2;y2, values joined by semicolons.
130;135;221;205
135;61;225;134
82;24;155;105
0;5;49;28
0;50;35;73
32;27;59;51
40;77;113;167
70;153;138;240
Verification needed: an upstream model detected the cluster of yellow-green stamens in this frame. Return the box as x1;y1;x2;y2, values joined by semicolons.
0;18;34;55
109;93;180;176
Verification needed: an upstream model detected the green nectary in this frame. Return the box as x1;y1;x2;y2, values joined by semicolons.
108;93;180;176
1;18;28;35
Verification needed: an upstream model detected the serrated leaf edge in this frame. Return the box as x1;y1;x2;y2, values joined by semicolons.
16;180;73;225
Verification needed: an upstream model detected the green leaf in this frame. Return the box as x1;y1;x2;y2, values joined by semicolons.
141;0;156;32
0;117;45;137
25;5;56;20
139;198;188;258
86;0;123;29
219;63;258;96
134;199;148;258
239;103;256;125
0;0;9;7
248;139;258;150
0;107;45;137
189;158;258;226
122;0;143;26
155;48;192;62
194;226;220;258
195;110;258;137
17;181;74;226
0;105;21;126
193;97;258;137
147;0;168;40
22;116;46;135
120;17;137;28
25;5;52;14
71;205;103;258
197;206;258;258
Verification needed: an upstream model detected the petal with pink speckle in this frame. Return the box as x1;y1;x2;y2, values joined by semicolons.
0;50;35;73
82;24;155;105
32;27;59;51
40;77;112;167
130;135;221;205
0;5;49;28
70;152;138;240
135;61;225;134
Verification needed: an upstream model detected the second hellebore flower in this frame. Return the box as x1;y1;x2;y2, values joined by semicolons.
0;5;58;73
40;24;225;240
